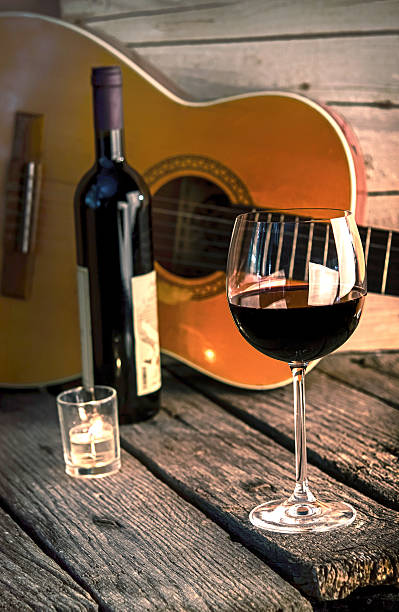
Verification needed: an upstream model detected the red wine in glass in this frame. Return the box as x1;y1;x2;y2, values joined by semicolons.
229;284;366;364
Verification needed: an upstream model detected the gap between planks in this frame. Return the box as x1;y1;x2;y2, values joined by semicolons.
0;504;98;610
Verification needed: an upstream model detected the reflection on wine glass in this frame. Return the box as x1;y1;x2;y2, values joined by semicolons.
226;209;367;533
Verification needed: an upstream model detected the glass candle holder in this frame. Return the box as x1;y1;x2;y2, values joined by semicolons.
57;385;121;478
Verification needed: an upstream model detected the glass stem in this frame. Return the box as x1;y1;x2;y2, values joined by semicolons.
289;365;316;504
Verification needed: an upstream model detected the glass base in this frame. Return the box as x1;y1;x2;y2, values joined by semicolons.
65;458;121;479
249;498;356;533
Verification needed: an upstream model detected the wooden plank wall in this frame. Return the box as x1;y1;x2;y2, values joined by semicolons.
4;0;399;349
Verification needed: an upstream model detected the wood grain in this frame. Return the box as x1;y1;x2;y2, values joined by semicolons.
0;0;61;15
62;0;234;21
0;390;311;612
331;106;399;198
0;506;97;610
92;35;399;104
62;0;399;40
165;355;399;511
318;351;399;407
336;293;399;353
363;196;399;230
120;369;399;600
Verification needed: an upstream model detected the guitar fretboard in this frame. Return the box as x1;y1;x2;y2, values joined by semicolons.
152;197;399;297
246;210;399;297
358;225;398;296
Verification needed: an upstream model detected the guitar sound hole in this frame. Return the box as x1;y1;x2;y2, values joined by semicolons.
152;176;234;278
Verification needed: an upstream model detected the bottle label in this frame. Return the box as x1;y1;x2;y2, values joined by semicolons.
77;265;94;389
131;270;162;396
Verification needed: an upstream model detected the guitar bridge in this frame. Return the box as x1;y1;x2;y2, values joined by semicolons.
1;112;43;299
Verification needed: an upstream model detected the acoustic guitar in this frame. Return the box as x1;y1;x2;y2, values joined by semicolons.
0;13;396;389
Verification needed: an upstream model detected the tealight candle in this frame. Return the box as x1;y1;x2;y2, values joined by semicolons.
70;418;115;468
57;386;121;478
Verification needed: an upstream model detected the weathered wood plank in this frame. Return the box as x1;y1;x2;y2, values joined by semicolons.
0;390;311;612
120;370;399;600
0;506;97;610
139;36;399;103
337;292;399;352
318;351;399;407
0;0;61;16
100;36;399;104
330;106;399;197
62;0;233;21
62;0;399;39
362;196;399;231
165;356;399;510
80;34;399;106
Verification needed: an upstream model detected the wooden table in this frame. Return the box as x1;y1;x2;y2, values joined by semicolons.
0;351;398;610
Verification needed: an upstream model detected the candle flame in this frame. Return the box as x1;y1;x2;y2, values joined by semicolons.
78;407;88;421
89;417;105;438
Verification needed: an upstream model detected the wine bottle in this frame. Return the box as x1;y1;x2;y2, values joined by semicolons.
74;65;161;424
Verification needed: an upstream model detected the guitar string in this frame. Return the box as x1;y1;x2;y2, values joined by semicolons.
2;201;246;227
3;215;397;275
1;214;362;251
2;193;396;293
2;179;382;229
2;207;398;281
3;184;253;216
6;185;397;232
3;211;398;262
3;186;398;236
3;199;398;246
0;243;393;290
0;242;385;285
2;208;399;269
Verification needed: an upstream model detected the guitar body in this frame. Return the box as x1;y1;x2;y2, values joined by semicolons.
0;13;366;387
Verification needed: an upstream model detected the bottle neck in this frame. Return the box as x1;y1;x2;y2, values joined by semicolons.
92;80;124;162
95;129;125;162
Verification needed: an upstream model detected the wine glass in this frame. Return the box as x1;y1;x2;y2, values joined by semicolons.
226;208;366;533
